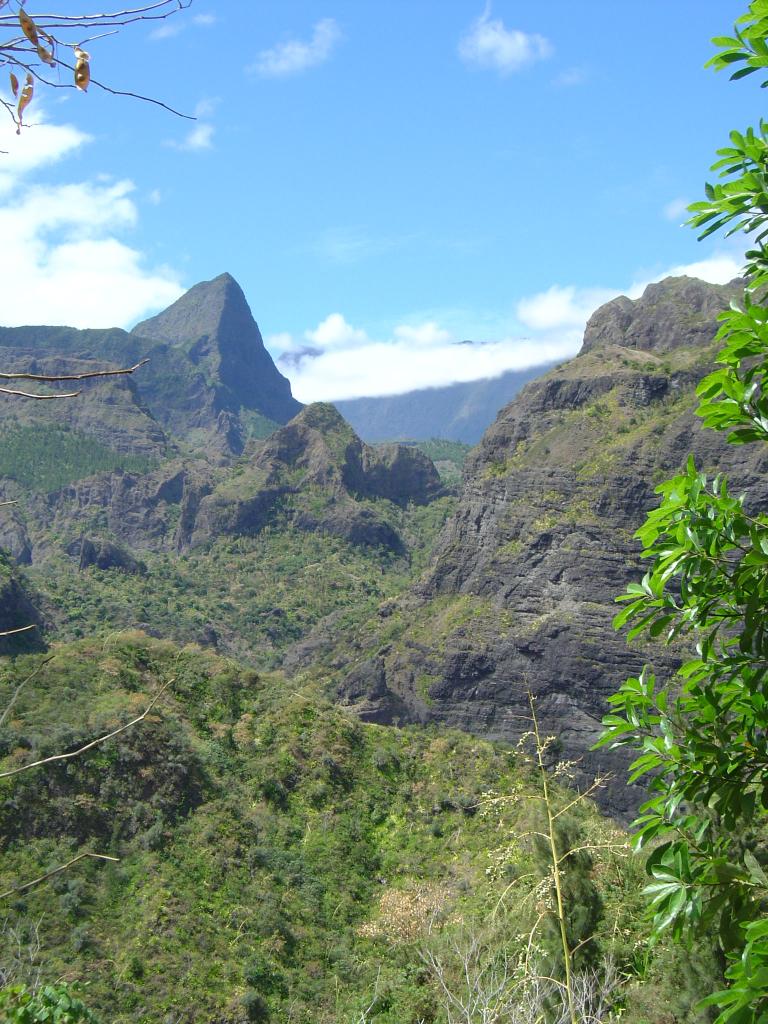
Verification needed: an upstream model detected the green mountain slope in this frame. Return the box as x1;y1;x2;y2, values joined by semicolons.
3;404;450;667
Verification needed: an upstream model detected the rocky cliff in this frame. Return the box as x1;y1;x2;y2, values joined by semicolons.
132;272;302;440
312;276;768;819
180;402;444;552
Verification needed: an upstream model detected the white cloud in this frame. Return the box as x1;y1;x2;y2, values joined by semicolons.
0;121;90;195
554;66;586;87
313;226;411;265
165;99;217;151
150;11;216;39
273;249;747;402
306;313;368;349
459;9;552;75
249;18;341;78
517;285;617;332
0;113;183;328
628;253;742;297
663;197;690;223
513;254;742;356
149;21;183;40
167;121;214;151
194;98;218;118
393;322;452;346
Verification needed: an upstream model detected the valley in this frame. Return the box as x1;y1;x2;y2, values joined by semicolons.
0;269;757;1021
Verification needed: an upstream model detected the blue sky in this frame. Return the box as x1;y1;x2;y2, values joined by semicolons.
0;1;760;399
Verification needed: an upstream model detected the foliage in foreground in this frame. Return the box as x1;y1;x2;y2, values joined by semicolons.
0;635;715;1024
598;4;768;1020
0;983;97;1023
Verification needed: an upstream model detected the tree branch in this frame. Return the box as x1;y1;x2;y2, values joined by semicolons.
0;385;81;399
0;851;119;902
0;624;36;638
0;654;52;729
0;679;173;779
0;358;148;383
0;358;151;399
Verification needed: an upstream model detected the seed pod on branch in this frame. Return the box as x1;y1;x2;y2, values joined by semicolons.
74;46;90;91
18;8;38;46
37;30;55;67
16;74;33;130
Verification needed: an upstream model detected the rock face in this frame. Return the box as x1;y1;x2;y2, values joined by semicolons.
328;276;767;819
64;537;146;574
5;403;444;566
580;275;739;355
0;555;44;654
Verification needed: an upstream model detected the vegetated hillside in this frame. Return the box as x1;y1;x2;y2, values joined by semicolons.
410;439;473;488
334;363;555;444
0;635;717;1024
289;276;768;820
3;403;453;667
0;273;301;457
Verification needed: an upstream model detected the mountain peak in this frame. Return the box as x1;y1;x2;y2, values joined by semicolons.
580;275;742;356
132;273;302;427
132;272;250;347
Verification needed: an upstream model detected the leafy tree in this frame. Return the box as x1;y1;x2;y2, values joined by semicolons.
597;4;768;1021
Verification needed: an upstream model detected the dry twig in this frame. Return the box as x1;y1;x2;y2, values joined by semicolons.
0;678;173;779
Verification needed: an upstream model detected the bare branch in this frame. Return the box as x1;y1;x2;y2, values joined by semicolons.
0;0;194;124
0;679;173;779
0;358;151;400
13;1;192;27
0;358;149;383
0;385;80;399
0;654;53;729
0;851;119;902
0;624;36;638
25;54;195;118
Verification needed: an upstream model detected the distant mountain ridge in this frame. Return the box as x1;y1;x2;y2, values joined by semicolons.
334;363;555;444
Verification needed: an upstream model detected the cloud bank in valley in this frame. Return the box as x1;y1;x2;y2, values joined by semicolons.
270;313;581;403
